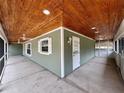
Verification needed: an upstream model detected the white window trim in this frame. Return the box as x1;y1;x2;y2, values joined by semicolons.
38;37;52;55
25;43;32;56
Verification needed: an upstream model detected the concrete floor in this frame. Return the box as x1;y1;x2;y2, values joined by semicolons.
0;56;124;93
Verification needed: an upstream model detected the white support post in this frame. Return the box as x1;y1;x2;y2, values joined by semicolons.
117;40;119;53
60;27;64;78
98;40;100;56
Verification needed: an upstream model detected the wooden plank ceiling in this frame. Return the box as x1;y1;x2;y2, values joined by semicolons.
0;0;124;43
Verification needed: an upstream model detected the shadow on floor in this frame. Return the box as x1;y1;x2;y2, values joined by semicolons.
0;55;124;93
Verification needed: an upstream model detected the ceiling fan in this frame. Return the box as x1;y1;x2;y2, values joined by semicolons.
18;34;31;44
20;34;31;40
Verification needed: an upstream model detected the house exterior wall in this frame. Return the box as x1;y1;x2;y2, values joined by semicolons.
8;44;23;56
23;29;62;77
23;27;95;78
113;20;124;80
64;28;95;76
121;56;124;80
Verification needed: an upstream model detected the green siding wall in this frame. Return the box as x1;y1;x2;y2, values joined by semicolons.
64;29;95;76
23;30;61;77
8;44;22;56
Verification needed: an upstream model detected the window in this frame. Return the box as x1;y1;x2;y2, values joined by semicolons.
118;38;124;54
25;43;32;56
38;37;52;55
122;38;124;51
119;39;122;53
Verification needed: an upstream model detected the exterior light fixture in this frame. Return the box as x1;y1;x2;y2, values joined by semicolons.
67;37;72;45
43;9;50;15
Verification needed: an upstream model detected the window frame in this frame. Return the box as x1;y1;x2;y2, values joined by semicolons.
25;43;32;56
38;37;52;55
119;38;124;54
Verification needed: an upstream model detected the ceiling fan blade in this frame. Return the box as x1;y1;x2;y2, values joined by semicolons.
19;34;31;40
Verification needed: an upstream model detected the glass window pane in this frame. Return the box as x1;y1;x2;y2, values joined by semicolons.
27;49;31;54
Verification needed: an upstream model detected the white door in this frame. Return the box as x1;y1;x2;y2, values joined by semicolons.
72;36;80;70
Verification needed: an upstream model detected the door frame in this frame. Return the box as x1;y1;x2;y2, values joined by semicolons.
72;36;80;70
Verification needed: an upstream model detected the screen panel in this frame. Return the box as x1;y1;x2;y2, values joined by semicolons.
0;37;4;58
0;58;4;75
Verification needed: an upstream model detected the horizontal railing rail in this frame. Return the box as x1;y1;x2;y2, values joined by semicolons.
0;55;4;61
